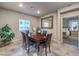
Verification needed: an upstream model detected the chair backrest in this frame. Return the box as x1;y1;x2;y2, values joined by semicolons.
21;32;27;44
46;33;52;46
25;31;34;45
25;30;29;35
42;31;47;36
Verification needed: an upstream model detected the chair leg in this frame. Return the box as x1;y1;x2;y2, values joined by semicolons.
37;43;40;56
22;43;26;50
25;43;27;50
45;46;47;56
27;43;30;54
49;45;51;53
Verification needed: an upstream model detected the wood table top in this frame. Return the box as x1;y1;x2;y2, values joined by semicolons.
31;34;46;42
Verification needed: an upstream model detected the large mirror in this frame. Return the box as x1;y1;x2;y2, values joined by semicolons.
41;16;53;29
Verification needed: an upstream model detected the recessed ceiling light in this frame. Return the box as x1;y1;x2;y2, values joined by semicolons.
37;10;40;14
19;3;23;7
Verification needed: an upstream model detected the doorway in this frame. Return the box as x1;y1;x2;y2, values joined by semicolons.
62;16;79;47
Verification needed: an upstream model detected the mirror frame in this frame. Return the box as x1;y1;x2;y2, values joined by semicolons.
41;16;53;29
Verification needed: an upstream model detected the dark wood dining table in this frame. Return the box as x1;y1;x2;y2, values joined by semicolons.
31;34;46;43
29;34;47;55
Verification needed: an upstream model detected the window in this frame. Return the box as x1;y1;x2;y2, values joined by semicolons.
63;16;78;31
69;17;78;31
69;19;78;31
19;19;31;31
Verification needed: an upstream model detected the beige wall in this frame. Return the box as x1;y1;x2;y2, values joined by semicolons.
0;8;39;42
0;3;79;45
39;12;57;43
61;11;79;18
39;3;79;44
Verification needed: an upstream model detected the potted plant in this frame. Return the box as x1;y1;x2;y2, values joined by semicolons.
0;24;15;47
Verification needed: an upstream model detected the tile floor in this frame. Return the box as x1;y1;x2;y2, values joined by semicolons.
63;36;78;46
0;40;79;56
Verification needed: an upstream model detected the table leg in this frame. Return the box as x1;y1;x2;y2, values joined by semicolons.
37;43;40;56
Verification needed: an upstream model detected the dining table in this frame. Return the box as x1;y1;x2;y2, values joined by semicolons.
31;34;46;42
29;34;47;55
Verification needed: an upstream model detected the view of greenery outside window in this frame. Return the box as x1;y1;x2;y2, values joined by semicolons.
63;16;78;32
19;19;31;31
69;17;78;31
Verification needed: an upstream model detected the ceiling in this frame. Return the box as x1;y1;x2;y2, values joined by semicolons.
0;2;77;17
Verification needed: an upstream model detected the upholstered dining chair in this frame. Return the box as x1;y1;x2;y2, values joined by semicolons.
42;31;47;36
21;31;37;55
46;33;52;53
25;32;37;54
40;33;52;56
21;32;27;50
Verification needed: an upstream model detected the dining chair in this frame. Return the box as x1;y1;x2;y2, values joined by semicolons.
21;32;27;50
42;31;47;36
25;32;37;54
21;31;36;55
40;33;52;56
46;33;52;53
